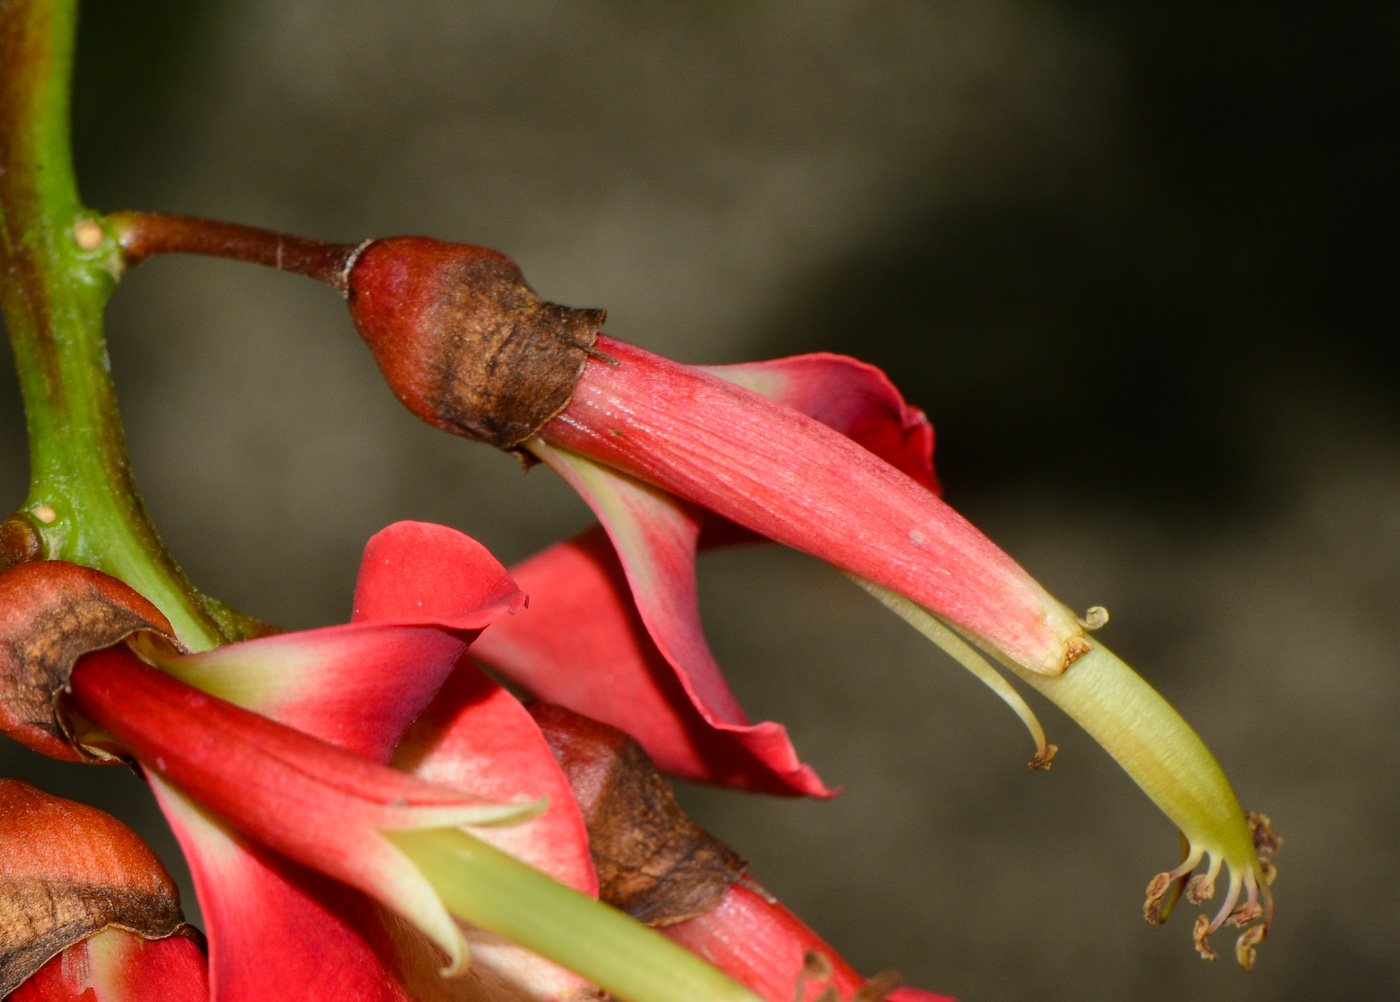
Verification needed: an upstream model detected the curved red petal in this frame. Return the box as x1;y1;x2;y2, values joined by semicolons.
546;337;1083;676
154;624;472;765
352;521;523;625
392;664;599;895
153;521;525;764
149;776;405;1002
471;527;832;796
701;353;938;492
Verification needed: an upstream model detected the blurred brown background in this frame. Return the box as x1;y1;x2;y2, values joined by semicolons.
2;2;1396;999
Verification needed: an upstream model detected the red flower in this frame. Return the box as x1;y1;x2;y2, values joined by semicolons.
338;236;1277;964
1;523;864;1001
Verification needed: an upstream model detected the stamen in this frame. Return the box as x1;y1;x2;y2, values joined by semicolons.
1193;915;1217;961
1249;811;1283;858
1206;869;1244;935
850;577;1055;768
1078;606;1110;630
1229;877;1262;926
1143;839;1203;924
1195;863;1243;961
1187;851;1223;905
1235;924;1266;972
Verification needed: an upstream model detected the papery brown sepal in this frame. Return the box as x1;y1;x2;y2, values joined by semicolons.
530;703;747;927
0;562;179;761
347;236;605;449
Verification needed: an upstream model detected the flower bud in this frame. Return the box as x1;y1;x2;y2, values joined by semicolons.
0;779;194;996
345;236;606;449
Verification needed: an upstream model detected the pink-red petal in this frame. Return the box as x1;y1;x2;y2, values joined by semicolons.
700;353;938;492
470;527;830;796
154;521;525;764
545;336;1083;675
392;664;599;895
149;776;408;1002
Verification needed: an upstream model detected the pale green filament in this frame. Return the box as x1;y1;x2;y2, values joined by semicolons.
856;578;1270;958
389;828;762;1002
850;576;1054;765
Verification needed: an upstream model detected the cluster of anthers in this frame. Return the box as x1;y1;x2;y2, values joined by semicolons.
1144;811;1281;970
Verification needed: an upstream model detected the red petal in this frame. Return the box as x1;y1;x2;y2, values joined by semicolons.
545;337;1083;675
155;521;525;764
701;353;938;492
149;776;407;1002
663;884;956;1002
392;664;599;895
480;354;941;794
154;625;473;766
471;526;831;796
9;931;208;1002
351;521;523;625
69;648;534;967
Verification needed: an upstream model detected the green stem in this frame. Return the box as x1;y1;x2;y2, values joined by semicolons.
390;828;763;1002
0;0;224;649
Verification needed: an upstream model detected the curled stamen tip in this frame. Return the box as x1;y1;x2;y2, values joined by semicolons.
1186;873;1216;905
1192;915;1217;961
1143;871;1179;925
1078;605;1110;630
1229;901;1263;927
1259;857;1279;886
1248;811;1283;857
1028;743;1058;771
1235;924;1266;972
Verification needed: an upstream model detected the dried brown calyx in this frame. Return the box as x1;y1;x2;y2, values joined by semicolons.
529;703;747;926
0;561;181;761
0;779;195;995
346;236;607;451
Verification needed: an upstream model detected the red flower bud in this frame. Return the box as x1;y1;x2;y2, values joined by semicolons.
0;779;196;996
345;236;606;449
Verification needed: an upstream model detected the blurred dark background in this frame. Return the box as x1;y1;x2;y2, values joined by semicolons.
2;2;1396;999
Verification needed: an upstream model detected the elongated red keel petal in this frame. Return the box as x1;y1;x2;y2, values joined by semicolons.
700;354;938;492
483;352;944;793
545;337;1084;675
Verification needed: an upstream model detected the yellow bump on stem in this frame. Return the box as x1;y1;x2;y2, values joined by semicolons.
388;827;763;1002
851;576;1056;768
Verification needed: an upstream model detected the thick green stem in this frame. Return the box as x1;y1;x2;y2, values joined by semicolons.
0;0;224;649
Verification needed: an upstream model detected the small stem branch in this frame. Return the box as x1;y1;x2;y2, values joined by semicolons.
109;212;361;294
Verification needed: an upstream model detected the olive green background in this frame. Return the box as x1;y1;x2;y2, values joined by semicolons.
2;3;1395;999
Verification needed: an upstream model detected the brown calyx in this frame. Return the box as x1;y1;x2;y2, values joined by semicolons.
0;779;190;995
0;561;179;761
0;515;42;574
347;236;606;450
530;703;747;927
